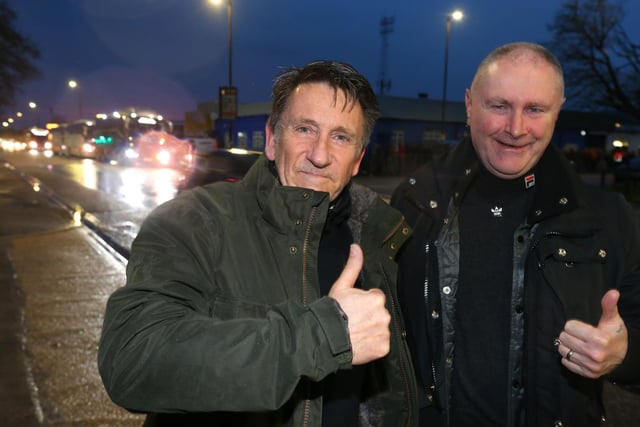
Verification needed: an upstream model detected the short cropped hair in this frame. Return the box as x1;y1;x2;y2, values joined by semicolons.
471;42;565;97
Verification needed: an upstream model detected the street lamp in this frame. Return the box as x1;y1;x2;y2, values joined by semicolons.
67;79;83;119
441;9;463;138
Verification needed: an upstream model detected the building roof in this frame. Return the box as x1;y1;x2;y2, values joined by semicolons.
378;96;466;122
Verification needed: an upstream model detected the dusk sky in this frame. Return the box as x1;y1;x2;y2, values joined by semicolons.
9;0;640;124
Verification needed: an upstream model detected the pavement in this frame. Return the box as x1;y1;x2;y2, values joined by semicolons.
0;159;639;426
0;161;144;426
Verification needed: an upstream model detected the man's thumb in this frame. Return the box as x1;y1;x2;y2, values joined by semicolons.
329;244;364;294
599;289;621;326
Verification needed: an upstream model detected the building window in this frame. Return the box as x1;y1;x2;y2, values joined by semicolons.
391;129;404;152
237;131;247;148
422;129;443;144
252;131;265;150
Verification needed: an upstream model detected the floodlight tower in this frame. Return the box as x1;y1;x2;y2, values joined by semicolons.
378;16;394;96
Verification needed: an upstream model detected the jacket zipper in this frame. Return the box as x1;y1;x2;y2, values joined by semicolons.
301;206;317;306
301;205;317;426
424;242;438;398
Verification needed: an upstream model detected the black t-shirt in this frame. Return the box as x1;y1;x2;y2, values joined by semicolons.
451;167;533;427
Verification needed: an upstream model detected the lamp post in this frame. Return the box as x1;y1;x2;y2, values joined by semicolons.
210;0;233;86
67;79;83;119
210;0;235;147
441;9;463;139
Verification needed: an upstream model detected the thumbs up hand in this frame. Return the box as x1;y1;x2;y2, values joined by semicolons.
329;244;391;365
557;289;628;378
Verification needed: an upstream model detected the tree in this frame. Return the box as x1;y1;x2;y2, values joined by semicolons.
0;0;40;116
547;0;640;121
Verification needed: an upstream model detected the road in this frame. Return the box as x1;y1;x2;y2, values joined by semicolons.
3;151;401;256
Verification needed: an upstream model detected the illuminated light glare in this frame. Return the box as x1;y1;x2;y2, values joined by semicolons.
32;183;41;192
16;112;23;118
580;130;587;136
125;148;139;159
451;10;464;21
31;127;49;137
151;168;179;204
71;159;99;190
612;139;625;148
138;117;157;125
43;150;53;158
73;210;83;226
119;169;147;208
229;148;249;155
156;150;171;165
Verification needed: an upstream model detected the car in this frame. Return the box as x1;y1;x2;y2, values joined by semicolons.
177;148;261;192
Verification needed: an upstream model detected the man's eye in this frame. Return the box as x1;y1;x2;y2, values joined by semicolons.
333;134;354;146
295;126;316;136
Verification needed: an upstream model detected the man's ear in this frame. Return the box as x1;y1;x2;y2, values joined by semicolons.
265;123;276;161
464;88;472;125
351;146;367;177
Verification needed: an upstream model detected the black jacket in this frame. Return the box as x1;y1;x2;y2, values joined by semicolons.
391;139;640;426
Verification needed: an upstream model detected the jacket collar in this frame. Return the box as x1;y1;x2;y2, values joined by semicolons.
240;155;407;247
401;138;591;224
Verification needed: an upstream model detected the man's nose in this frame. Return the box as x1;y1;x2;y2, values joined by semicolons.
308;134;331;167
506;112;527;138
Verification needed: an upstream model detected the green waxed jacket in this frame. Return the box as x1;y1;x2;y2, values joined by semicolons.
98;155;418;426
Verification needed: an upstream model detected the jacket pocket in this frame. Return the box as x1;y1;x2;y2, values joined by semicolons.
534;235;609;325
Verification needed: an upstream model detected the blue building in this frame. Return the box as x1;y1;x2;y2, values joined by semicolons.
205;96;640;175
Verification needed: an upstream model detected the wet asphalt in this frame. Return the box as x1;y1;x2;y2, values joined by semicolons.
0;162;143;426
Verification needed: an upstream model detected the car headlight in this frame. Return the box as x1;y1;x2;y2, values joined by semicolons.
125;148;139;159
156;150;171;165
